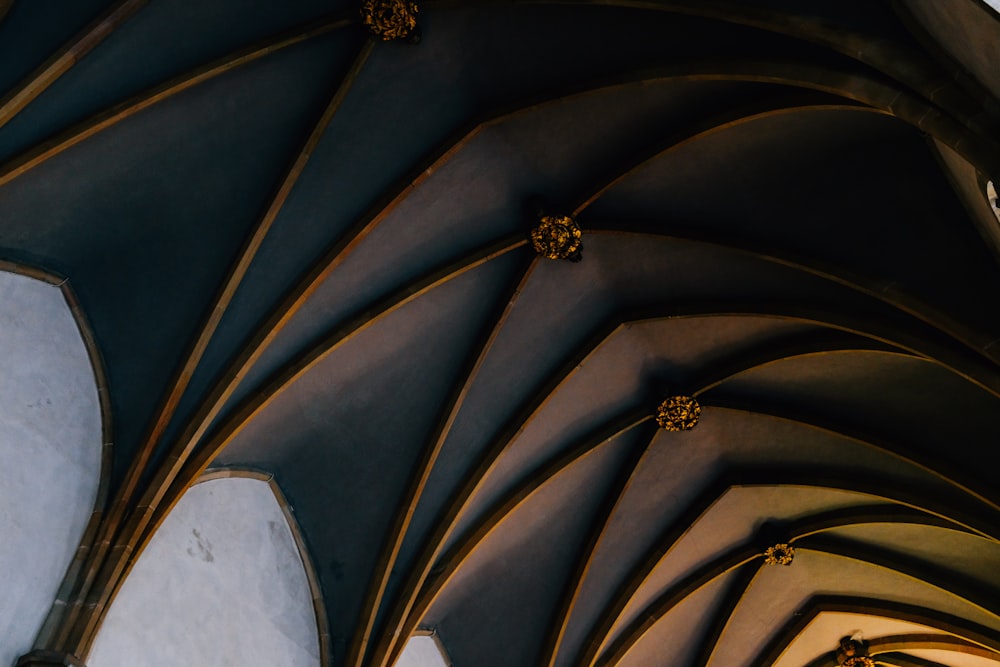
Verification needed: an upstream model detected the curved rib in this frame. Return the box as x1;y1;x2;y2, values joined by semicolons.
176;302;997;667
536;421;659;667
172;233;528;503
592;503;995;667
593;544;761;667
382;339;911;667
585;225;1000;370
207;298;994;515
871;634;1000;659
751;594;1000;667
56;56;1000;661
65;39;376;656
158;61;944;527
571;101;878;215
383;409;653;667
575;471;991;667
627;300;1000;401
691;560;764;667
801;534;1000;620
12;59;997;535
699;398;1000;513
0;12;354;187
688;330;906;396
111;37;375;543
345;254;538;667
76;233;529;657
112;57;1000;564
450;0;1000;147
0;0;148;129
42;281;116;650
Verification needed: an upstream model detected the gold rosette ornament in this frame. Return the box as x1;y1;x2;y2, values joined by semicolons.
841;658;875;667
763;543;794;566
655;396;701;431
361;0;419;41
837;638;875;667
530;214;583;261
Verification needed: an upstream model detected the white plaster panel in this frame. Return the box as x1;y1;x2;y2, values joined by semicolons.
395;635;450;667
0;272;102;667
89;477;320;667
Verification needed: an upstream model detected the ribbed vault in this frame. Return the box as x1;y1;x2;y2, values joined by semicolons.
0;2;999;667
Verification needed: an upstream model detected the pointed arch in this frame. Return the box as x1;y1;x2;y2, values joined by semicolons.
87;470;327;666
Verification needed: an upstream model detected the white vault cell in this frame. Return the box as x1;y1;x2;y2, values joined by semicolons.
0;270;103;667
396;634;451;667
89;476;322;667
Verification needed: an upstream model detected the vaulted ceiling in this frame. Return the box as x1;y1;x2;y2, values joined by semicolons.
1;1;1000;666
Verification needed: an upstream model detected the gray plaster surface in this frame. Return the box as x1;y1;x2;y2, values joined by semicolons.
0;271;102;667
396;636;449;667
89;477;320;667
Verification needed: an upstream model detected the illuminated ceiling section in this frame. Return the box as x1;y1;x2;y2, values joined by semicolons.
0;270;102;667
89;476;324;667
395;634;450;667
